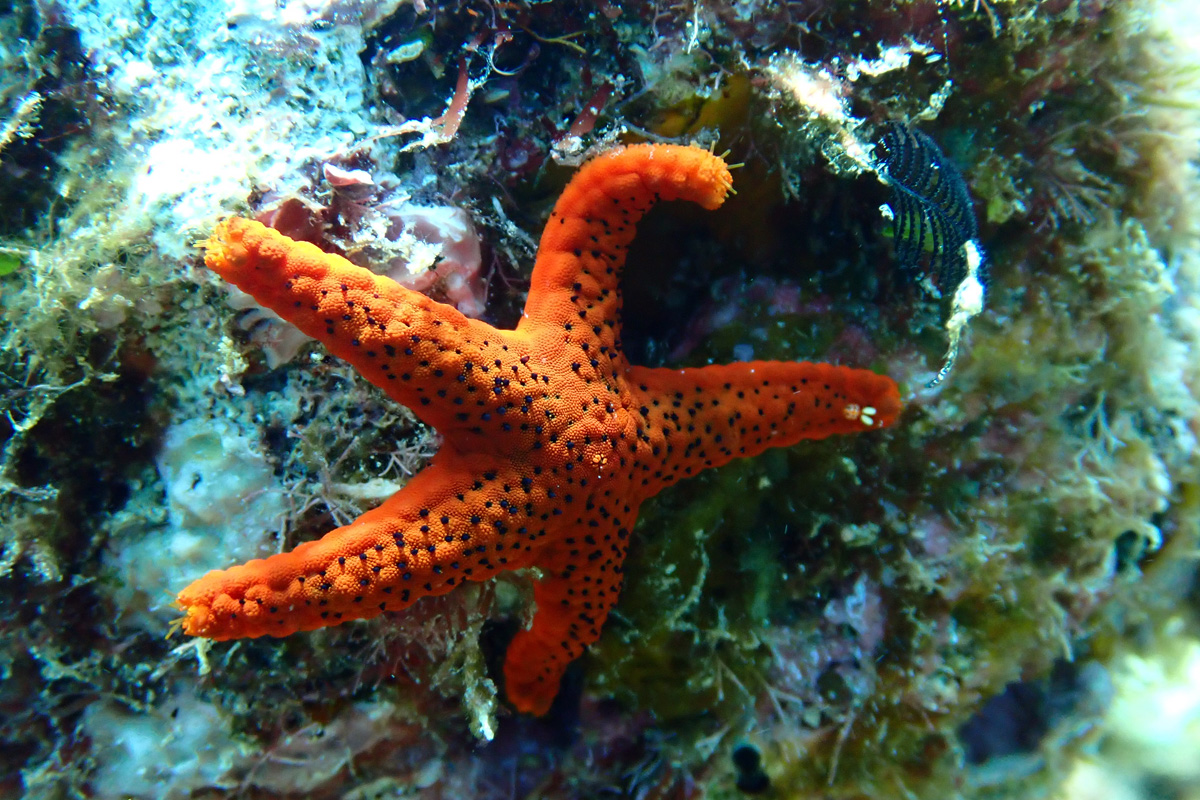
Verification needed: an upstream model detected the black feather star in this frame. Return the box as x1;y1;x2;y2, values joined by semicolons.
877;122;985;388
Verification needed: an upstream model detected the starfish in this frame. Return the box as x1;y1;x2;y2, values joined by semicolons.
177;143;902;716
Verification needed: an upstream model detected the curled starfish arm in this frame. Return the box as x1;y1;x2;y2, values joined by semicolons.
519;143;733;333
176;452;543;640
204;217;523;437
626;361;901;492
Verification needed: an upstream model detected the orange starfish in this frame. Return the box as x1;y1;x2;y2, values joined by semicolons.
178;143;901;716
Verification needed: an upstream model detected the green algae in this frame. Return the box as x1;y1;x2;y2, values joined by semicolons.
0;249;22;277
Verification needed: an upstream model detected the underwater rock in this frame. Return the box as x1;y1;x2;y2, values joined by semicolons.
2;0;1200;797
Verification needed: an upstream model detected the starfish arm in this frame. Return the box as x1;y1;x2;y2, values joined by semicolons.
204;217;528;438
175;451;546;640
625;361;901;493
518;144;732;341
503;505;638;716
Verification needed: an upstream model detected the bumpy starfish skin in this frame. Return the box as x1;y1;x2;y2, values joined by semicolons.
177;144;902;715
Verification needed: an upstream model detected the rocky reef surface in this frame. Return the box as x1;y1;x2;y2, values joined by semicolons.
2;0;1199;797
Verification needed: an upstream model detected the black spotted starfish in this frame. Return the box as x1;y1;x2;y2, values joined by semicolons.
177;143;902;715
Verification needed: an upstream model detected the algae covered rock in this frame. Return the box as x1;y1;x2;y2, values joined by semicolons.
1;0;1198;797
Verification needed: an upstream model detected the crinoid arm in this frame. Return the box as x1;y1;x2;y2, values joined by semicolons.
877;122;986;388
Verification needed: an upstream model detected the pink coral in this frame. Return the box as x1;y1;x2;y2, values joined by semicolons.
382;204;487;318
